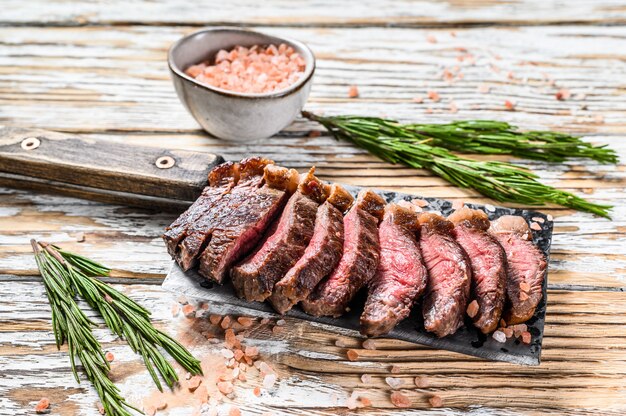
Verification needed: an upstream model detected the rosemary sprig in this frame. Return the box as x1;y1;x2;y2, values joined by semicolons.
304;112;613;218
31;240;140;416
32;240;203;414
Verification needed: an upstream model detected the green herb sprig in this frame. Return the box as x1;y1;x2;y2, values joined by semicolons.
32;240;203;415
304;112;614;218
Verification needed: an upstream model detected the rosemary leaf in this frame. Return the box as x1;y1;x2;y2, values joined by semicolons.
304;112;613;218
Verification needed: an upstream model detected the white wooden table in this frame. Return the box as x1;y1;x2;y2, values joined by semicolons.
1;1;625;415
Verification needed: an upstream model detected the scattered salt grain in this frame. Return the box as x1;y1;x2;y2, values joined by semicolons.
234;349;244;361
221;349;235;359
263;373;277;389
209;315;222;325
335;339;347;347
105;351;114;362
385;377;405;389
427;90;441;102
521;331;532;344
348;85;359;98
187;375;202;392
346;391;360;410
484;204;495;212
361;374;373;384
412;199;429;208
347;349;359;361
429;395;443;408
530;222;542;231
272;325;284;334
390;365;401;374
253;386;262;397
512;323;527;338
360;396;372;407
532;217;545;223
504;100;516;111
229;405;241;416
390;391;411;408
35;398;50;414
502;327;514;338
412;96;424;104
225;329;240;349
183;304;196;318
221;316;232;329
555;89;571;101
362;339;376;350
466;300;479;318
451;200;465;210
260;318;270;325
217;381;234;395
492;330;507;343
276;319;286;326
547;214;553;222
244;346;259;358
414;375;429;388
96;401;105;414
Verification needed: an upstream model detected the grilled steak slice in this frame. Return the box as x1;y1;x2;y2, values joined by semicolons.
231;169;326;302
420;212;471;337
489;215;547;325
163;161;239;258
197;165;299;283
302;189;385;317
175;157;272;271
449;207;506;334
360;203;427;337
269;184;354;314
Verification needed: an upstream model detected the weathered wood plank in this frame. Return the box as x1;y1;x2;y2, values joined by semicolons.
0;26;625;133
0;282;624;415
1;0;625;26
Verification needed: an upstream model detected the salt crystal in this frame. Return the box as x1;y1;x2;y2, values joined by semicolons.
334;339;347;347
276;319;286;326
229;405;242;416
237;317;253;327
427;90;440;102
521;331;532;344
484;204;495;212
217;381;233;395
530;222;542;231
414;375;429;388
504;100;516;111
346;350;359;361
346;391;359;410
492;330;507;343
221;349;234;359
348;85;359;98
209;314;222;325
390;365;401;373
466;300;479;318
361;374;372;384
451;200;464;210
221;316;232;329
253;386;262;397
412;199;429;208
390;391;411;408
187;375;202;392
532;217;545;223
362;339;376;350
263;373;277;389
429;395;443;408
385;377;405;389
244;346;259;358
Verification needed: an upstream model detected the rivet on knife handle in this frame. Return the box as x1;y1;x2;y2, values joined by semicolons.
21;137;40;150
155;156;176;169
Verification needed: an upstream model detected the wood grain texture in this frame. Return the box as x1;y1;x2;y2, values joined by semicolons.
0;126;222;203
0;1;625;414
1;0;626;26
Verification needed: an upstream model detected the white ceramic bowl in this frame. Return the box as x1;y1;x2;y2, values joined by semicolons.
168;28;315;142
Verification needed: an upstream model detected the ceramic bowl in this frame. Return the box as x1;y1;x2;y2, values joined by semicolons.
168;28;315;142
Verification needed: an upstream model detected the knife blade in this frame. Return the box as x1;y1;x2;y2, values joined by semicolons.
0;126;223;210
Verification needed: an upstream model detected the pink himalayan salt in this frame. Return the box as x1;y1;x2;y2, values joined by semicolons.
185;44;306;94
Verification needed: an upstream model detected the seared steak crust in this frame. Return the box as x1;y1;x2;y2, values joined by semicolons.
197;165;299;283
449;207;506;334
175;158;271;271
163;161;239;258
419;212;472;338
302;190;385;317
489;215;547;325
269;204;343;313
360;204;427;337
231;191;319;302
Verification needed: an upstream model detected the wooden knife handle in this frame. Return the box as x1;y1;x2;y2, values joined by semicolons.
0;126;223;210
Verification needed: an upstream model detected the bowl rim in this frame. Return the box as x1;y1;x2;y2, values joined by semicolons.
168;27;316;99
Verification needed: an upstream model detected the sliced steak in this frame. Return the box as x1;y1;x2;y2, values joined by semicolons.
175;157;272;271
419;212;471;338
360;203;427;337
197;164;299;283
231;169;326;302
301;189;385;318
449;207;506;334
489;215;547;325
163;161;239;258
269;184;354;314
